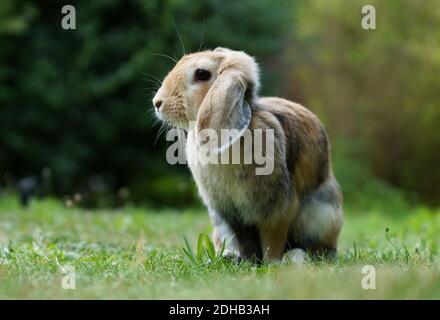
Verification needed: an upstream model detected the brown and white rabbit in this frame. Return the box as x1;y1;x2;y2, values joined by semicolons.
152;47;343;263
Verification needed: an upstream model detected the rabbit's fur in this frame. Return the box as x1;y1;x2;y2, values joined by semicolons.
153;48;343;262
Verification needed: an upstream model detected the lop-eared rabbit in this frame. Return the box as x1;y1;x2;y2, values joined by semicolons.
152;48;343;263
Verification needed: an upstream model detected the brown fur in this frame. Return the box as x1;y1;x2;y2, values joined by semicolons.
257;97;331;196
152;48;343;262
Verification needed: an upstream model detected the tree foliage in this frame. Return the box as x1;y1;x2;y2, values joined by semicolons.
0;0;294;205
292;0;440;204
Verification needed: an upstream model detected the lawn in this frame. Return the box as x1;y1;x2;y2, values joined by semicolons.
0;195;439;299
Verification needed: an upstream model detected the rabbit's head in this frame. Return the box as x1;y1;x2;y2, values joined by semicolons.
153;48;260;150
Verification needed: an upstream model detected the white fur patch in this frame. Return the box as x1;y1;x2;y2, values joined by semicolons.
214;219;242;257
292;203;343;246
282;248;307;265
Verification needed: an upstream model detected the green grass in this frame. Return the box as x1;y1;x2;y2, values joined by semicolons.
0;195;439;299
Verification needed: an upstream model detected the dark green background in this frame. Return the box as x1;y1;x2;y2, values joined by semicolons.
1;0;439;208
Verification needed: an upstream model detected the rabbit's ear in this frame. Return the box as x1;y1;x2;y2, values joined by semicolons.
213;47;231;53
196;70;251;152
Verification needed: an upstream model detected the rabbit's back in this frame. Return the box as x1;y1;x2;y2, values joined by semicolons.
257;97;343;252
256;97;332;199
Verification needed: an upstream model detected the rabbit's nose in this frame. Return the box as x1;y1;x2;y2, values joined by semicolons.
153;99;163;109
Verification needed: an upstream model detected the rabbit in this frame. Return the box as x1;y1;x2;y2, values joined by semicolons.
152;47;343;263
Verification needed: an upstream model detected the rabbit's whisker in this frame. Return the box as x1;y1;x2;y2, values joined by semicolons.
172;19;186;57
146;52;178;64
199;18;206;52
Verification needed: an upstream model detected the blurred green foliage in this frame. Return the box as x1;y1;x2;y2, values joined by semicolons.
0;0;293;206
292;0;440;205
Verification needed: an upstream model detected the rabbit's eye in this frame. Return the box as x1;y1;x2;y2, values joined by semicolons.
194;68;211;81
